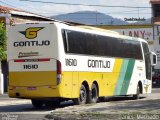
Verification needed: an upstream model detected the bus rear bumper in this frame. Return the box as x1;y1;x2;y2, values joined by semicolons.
8;85;60;99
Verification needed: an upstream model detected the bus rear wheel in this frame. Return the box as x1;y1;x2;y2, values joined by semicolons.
31;99;44;108
89;83;98;103
73;84;87;105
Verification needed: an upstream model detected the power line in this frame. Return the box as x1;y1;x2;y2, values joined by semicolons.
19;0;151;9
1;0;151;16
3;0;62;13
38;12;151;15
0;0;151;20
0;0;26;12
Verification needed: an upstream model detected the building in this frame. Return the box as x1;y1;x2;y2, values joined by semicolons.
0;5;54;22
150;0;160;71
150;0;160;24
0;5;55;35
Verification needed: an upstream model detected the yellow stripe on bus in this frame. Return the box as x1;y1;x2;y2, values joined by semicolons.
100;59;123;96
9;59;123;98
9;71;57;86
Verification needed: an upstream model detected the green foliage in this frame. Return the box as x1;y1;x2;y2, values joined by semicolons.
0;22;6;61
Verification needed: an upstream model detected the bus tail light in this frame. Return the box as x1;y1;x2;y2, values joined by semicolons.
57;60;62;85
9;86;16;90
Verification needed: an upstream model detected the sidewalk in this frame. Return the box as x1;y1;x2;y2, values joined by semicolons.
0;94;31;106
0;88;160;106
0;93;9;99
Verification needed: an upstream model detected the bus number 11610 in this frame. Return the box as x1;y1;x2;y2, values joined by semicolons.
23;64;38;69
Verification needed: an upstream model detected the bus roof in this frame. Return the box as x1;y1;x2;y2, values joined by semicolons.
77;25;119;35
11;21;148;44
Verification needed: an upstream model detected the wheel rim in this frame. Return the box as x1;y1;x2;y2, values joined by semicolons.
137;86;140;96
80;88;86;102
91;87;97;100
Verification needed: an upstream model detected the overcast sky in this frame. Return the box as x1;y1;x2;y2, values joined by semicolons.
1;0;152;20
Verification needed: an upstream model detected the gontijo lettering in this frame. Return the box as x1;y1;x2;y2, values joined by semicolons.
88;59;110;68
13;40;50;47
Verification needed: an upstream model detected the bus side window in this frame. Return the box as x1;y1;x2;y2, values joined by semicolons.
142;42;151;80
62;30;70;53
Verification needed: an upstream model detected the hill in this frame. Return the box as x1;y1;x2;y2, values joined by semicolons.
51;11;128;25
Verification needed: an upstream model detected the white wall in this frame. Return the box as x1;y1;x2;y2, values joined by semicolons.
153;25;160;69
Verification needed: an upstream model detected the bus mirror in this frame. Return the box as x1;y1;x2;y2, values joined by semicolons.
151;52;157;66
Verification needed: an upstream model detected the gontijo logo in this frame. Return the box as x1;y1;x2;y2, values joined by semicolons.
20;27;44;39
13;27;50;47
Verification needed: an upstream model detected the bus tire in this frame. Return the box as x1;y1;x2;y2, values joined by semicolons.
73;84;87;105
89;83;98;103
31;99;44;108
133;85;140;100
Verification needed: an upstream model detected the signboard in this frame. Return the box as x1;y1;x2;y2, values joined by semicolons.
97;25;153;39
115;28;153;41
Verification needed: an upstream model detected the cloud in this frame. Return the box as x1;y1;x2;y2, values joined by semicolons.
96;0;151;19
98;0;151;7
20;4;96;16
19;0;151;19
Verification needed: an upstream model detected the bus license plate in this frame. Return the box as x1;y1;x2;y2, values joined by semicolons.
27;87;37;91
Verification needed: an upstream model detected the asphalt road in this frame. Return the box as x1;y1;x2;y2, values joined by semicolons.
0;88;160;120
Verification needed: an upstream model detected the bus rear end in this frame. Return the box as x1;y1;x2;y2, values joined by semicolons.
7;22;61;99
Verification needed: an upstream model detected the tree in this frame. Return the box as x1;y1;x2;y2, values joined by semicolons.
0;22;6;61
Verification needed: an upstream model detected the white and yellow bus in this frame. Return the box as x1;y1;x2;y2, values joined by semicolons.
7;22;156;108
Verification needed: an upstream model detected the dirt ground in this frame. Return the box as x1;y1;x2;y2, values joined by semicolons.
1;89;160;120
46;96;160;120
